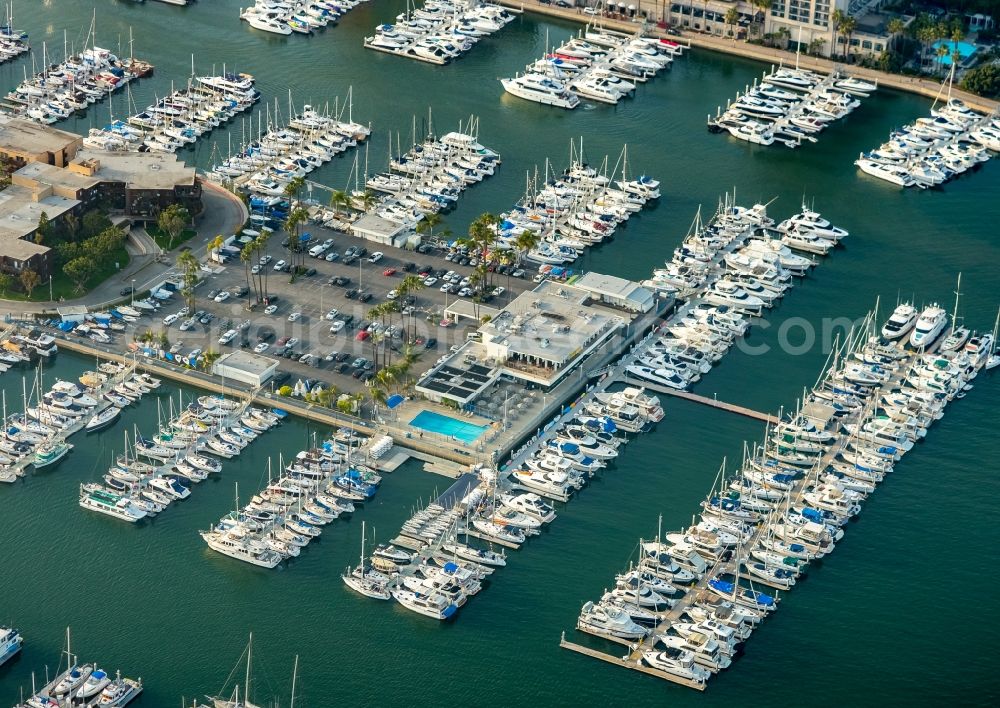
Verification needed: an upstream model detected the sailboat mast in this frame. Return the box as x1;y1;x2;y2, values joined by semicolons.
244;633;252;702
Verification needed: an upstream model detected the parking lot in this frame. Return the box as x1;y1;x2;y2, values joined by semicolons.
152;223;534;393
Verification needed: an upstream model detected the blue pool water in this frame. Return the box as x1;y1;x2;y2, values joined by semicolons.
409;410;489;443
933;40;977;65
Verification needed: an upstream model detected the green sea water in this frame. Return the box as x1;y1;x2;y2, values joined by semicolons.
1;1;998;705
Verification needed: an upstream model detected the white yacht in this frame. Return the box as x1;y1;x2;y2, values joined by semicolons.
909;304;947;348
881;303;918;340
578;600;648;640
642;647;711;683
0;626;22;667
200;524;283;568
501;73;580;109
79;484;147;523
391;587;458;620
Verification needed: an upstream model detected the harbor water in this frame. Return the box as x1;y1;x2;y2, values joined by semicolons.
1;0;998;704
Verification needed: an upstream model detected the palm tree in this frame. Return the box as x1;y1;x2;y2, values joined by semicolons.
514;230;539;265
832;8;846;59
887;17;906;55
724;6;739;40
329;189;351;216
751;0;770;39
284;207;309;271
240;244;254;308
206;234;224;262
360;189;379;213
498;249;516;302
400;274;424;341
415;212;442;244
840;15;858;63
177;250;199;312
283;176;306;204
935;43;949;75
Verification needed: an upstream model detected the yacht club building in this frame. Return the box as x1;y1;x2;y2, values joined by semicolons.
417;274;654;405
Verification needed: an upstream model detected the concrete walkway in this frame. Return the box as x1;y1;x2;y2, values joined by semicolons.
0;180;247;316
496;1;999;113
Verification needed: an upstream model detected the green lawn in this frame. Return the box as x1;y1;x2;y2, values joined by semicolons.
0;247;131;302
148;224;198;251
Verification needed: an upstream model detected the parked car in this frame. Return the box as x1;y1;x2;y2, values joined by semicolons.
344;289;358;299
218;329;237;345
329;321;345;334
368;251;383;263
214;291;231;302
119;286;134;297
273;260;287;271
253;342;270;353
355;330;370;341
163;313;180;326
325;251;340;262
208;289;220;300
358;292;372;303
382;267;397;277
264;304;278;315
288;312;302;322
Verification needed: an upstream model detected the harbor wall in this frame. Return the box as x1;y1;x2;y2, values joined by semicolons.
496;1;1000;114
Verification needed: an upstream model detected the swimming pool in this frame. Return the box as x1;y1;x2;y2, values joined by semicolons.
409;410;488;443
932;40;977;66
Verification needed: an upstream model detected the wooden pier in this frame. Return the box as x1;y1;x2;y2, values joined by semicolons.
618;377;780;425
559;633;707;691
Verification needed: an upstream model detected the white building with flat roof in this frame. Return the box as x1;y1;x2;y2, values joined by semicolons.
212;350;279;387
417;273;646;403
573;272;656;312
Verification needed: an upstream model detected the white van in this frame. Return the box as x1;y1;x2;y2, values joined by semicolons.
308;244;327;258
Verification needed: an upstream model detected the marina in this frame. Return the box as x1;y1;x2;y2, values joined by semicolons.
86;71;259;153
364;0;517;65
504;25;682;109
561;302;997;688
707;65;876;149
2;20;152;125
0;0;998;705
856;97;999;188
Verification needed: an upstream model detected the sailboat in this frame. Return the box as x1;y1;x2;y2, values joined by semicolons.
341;521;392;600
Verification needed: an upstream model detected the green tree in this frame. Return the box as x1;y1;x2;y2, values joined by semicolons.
960;64;1000;97
34;211;51;245
82;210;111;238
278;385;293;397
63;256;97;294
19;269;40;298
0;272;10;296
157;203;190;249
63;211;80;242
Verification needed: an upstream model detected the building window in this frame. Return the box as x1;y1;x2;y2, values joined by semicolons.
875;43;883;51
862;40;872;49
